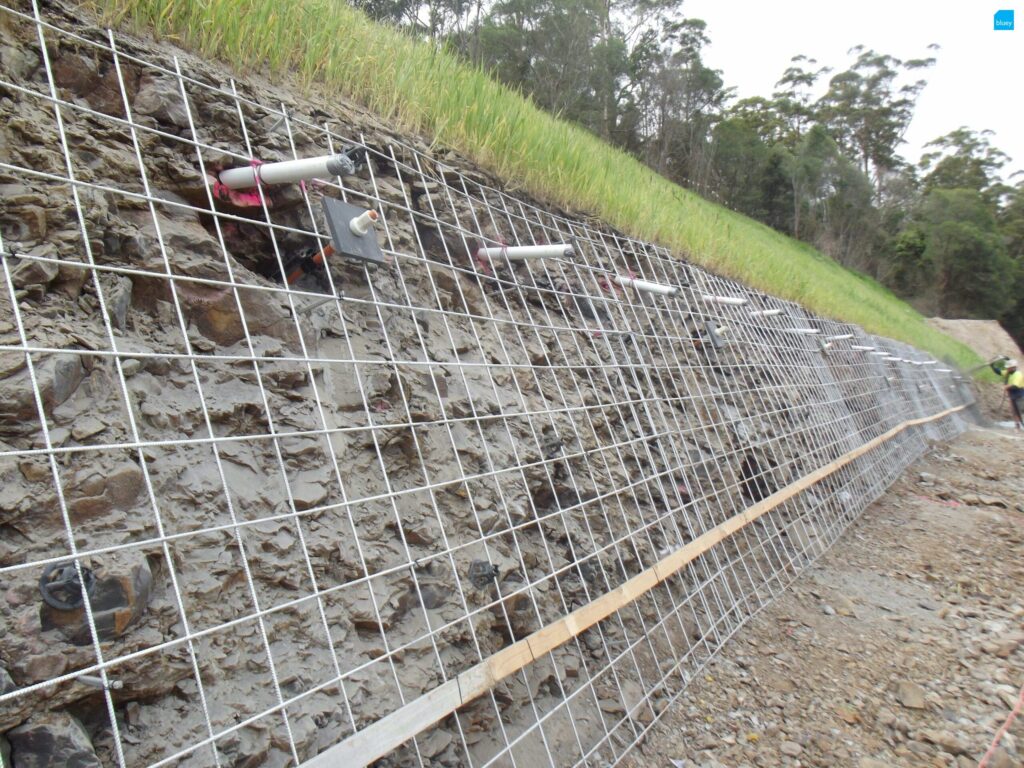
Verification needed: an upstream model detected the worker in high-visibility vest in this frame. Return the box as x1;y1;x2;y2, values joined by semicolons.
1003;359;1024;427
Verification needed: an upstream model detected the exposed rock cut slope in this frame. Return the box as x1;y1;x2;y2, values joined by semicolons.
0;3;975;767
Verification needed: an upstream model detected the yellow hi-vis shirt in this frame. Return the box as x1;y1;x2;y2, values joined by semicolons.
1007;370;1024;389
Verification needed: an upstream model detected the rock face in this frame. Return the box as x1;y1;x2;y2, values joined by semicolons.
0;667;15;695
0;354;84;430
6;712;101;768
0;3;975;768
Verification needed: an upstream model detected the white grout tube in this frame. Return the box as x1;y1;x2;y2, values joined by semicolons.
219;153;355;189
78;675;123;690
827;334;854;341
349;210;379;236
703;294;748;306
749;308;783;317
851;345;875;351
476;244;573;261
612;275;678;295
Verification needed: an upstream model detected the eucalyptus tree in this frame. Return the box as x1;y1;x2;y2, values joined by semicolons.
998;180;1024;342
817;46;937;195
771;55;830;148
919;189;1014;316
920;127;1013;208
634;17;730;185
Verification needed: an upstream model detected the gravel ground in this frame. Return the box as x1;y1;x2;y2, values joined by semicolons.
622;427;1024;768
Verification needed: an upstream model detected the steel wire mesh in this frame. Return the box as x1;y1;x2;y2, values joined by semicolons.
0;3;974;766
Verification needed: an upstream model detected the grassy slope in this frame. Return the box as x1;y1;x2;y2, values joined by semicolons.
93;0;981;368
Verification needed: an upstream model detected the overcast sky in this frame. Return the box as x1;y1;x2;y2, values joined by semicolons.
683;0;1023;179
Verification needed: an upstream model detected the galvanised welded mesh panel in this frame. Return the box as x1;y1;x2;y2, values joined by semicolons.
0;3;974;767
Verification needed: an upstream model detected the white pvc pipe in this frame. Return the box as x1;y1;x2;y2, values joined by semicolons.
703;295;748;306
350;210;379;236
851;345;875;351
937;368;952;373
884;357;901;362
219;153;355;189
749;308;783;317
788;328;820;335
827;334;854;341
872;351;889;356
612;275;678;296
477;244;573;261
78;675;123;690
921;361;938;366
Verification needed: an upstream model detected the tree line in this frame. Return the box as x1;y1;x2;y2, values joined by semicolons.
352;0;1024;343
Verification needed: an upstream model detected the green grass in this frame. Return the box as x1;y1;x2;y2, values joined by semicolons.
90;0;982;369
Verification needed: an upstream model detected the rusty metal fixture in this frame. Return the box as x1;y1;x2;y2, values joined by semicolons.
39;562;95;611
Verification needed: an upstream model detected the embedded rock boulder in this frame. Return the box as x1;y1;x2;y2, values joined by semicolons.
65;459;144;521
120;213;300;349
0;353;84;429
6;711;101;768
10;248;59;290
0;666;15;694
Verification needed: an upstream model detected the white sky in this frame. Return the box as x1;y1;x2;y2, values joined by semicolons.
683;0;1023;178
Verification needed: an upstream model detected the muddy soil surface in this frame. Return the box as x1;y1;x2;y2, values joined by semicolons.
623;427;1024;768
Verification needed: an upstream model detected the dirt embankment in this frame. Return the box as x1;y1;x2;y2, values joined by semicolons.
625;427;1024;768
927;319;1024;423
927;320;1023;366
